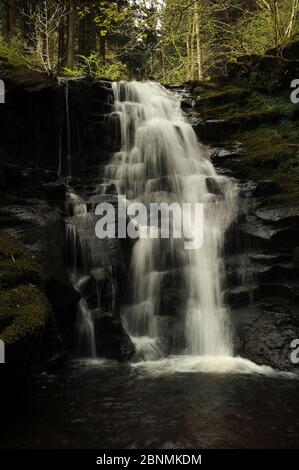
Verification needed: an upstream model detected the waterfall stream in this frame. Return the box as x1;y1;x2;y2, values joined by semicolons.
58;78;72;179
106;82;238;360
65;191;97;358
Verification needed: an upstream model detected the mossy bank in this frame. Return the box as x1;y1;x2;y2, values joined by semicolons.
0;231;61;412
189;38;299;205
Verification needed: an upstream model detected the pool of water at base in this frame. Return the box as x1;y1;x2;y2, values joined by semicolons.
2;357;299;449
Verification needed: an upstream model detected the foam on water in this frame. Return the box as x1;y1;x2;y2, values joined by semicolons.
132;355;296;377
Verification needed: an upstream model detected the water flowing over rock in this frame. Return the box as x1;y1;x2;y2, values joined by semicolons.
65;189;135;361
105;81;239;359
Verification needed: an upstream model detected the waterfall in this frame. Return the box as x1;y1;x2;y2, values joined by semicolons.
65;191;96;358
58;79;72;179
106;81;238;359
65;80;72;178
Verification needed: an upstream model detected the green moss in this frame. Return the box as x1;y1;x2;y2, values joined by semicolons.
194;81;293;120
0;285;51;345
235;121;299;202
0;231;46;289
194;80;299;202
195;86;250;107
0;232;52;347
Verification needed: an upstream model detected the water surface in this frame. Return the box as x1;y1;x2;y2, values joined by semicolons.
2;358;299;449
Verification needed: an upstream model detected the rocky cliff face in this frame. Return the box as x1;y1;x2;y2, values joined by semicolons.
212;146;299;370
1;48;299;385
0;65;114;174
0;69;132;412
185;41;299;370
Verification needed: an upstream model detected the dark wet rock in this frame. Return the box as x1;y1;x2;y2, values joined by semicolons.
159;269;187;317
255;206;299;229
181;97;194;111
0;186;81;342
45;351;68;372
225;269;242;288
194;111;281;142
226;218;274;253
249;253;292;265
234;307;299;370
255;265;295;283
210;147;240;163
293;247;299;267
234;217;299;251
42;182;67;200
224;287;250;307
157;316;186;353
253;180;281;197
0;232;63;412
206;176;223;195
165;84;187;93
105;183;118;195
270;228;299;250
93;312;135;361
234;293;299;370
224;41;299;91
0;72;113;175
45;278;81;329
252;284;296;302
160;289;186;317
0;162;24;190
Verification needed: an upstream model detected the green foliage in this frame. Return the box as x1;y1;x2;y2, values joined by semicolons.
62;52;129;79
0;1;298;82
78;0;132;38
61;67;84;78
0;33;33;67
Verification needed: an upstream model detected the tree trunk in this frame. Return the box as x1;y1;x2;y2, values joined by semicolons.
195;0;204;80
190;13;196;80
7;0;17;35
58;16;66;70
285;0;299;40
79;14;87;56
99;36;106;64
67;0;76;69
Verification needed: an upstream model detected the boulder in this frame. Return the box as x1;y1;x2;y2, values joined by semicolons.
253;180;281;197
93;312;135;361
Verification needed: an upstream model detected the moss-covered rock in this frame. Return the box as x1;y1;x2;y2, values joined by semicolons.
0;231;62;414
195;86;250;107
0;231;46;289
223;38;299;92
0;285;51;345
189;48;299;203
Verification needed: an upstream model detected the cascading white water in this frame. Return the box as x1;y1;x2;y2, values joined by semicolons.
65;80;72;178
106;81;238;359
58;79;72;179
65;191;96;358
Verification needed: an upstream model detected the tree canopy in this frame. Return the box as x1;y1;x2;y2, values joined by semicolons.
0;0;298;82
